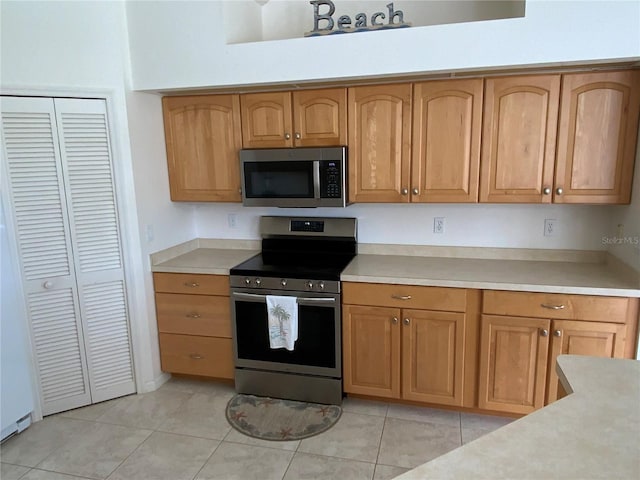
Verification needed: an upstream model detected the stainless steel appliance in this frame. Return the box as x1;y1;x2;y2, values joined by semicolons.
239;147;348;208
230;216;357;405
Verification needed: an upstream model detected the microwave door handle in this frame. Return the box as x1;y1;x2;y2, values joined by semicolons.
313;161;321;199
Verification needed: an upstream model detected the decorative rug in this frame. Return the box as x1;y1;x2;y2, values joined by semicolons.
225;394;342;441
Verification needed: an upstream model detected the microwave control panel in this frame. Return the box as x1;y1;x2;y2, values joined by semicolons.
319;161;342;198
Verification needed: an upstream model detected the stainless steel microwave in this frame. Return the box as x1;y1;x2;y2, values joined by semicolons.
240;147;348;208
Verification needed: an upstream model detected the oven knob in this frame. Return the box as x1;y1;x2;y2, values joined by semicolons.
281;279;287;287
244;277;251;286
306;281;314;289
255;278;262;286
318;281;325;290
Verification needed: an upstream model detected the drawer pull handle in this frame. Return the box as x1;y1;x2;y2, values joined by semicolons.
184;282;200;288
391;295;412;300
541;303;565;310
186;313;201;319
190;354;203;360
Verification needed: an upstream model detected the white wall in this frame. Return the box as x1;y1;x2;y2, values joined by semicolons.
194;202;610;251
0;0;196;393
127;0;640;91
608;136;640;272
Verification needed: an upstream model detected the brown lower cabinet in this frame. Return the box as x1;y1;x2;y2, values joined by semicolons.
342;283;470;407
153;272;234;380
478;290;637;414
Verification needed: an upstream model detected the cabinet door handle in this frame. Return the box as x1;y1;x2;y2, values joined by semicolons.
541;303;565;310
556;187;563;195
391;295;412;300
540;329;549;337
412;188;419;195
184;282;200;288
392;317;398;325
189;354;203;360
186;313;201;319
284;133;291;140
543;187;551;195
295;132;301;139
553;330;562;337
403;318;410;325
401;188;408;195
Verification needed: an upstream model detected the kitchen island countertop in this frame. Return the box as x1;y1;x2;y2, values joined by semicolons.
394;354;640;479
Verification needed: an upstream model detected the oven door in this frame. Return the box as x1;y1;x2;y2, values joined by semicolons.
231;289;341;378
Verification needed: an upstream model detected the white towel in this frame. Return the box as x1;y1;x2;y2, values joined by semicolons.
266;295;298;351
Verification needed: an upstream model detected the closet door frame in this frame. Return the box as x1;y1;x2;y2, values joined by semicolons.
1;88;150;420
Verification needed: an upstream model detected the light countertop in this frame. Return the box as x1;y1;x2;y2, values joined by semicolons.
395;355;640;480
151;247;259;275
150;240;639;297
341;254;640;297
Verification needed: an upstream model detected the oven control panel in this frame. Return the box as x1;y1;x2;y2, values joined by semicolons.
230;276;340;294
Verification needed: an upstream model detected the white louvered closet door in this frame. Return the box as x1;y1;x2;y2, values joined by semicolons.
1;96;135;415
54;98;135;403
1;96;91;415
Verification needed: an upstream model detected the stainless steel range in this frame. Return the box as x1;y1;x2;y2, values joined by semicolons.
230;216;357;405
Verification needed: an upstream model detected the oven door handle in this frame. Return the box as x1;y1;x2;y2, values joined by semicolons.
232;292;336;304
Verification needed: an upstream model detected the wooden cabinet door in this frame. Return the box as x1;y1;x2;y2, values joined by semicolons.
162;95;243;202
412;79;482;203
401;309;466;406
348;84;412;203
555;71;640;204
292;88;347;147
241;92;293;148
343;305;401;398
480;75;560;203
478;315;550;414
546;320;626;403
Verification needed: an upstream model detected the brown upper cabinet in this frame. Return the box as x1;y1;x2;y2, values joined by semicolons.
480;75;561;203
481;70;640;204
412;79;483;202
348;84;413;202
555;70;640;204
349;80;483;203
162;95;243;202
240;88;347;148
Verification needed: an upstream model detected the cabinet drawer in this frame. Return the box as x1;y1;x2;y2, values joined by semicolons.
156;293;231;337
483;290;629;323
159;333;234;379
153;272;229;295
343;282;466;312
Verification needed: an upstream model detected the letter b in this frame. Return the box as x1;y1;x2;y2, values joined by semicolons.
310;0;335;31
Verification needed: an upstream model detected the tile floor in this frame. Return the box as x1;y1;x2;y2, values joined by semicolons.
1;378;513;480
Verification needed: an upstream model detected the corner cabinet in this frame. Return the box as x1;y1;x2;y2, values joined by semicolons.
554;70;640;204
342;283;475;407
478;290;638;414
240;88;347;148
153;272;234;379
162;95;243;202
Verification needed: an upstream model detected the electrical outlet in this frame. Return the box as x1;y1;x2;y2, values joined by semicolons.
433;217;445;234
544;219;556;237
228;213;237;228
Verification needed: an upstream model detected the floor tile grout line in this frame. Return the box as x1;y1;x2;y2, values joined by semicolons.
374;415;388;474
101;427;154;479
189;437;224;480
